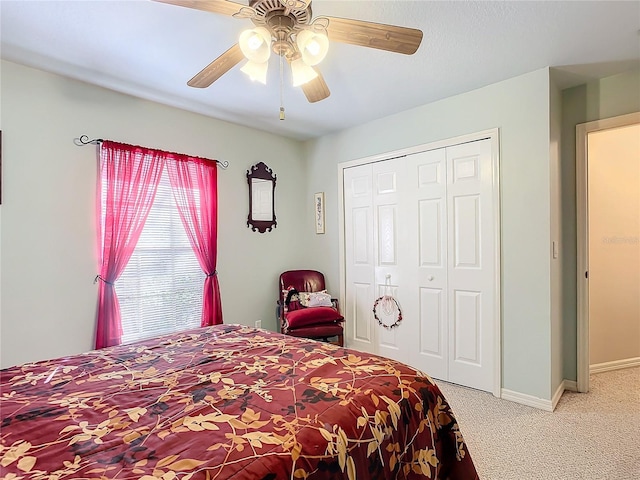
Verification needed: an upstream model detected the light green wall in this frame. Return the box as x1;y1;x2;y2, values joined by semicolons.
304;68;554;400
0;60;307;368
560;67;640;381
587;69;640;121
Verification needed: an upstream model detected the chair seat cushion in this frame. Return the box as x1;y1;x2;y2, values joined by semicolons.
285;323;344;338
285;306;343;329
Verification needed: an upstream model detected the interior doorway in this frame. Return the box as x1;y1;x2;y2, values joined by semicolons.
576;112;640;393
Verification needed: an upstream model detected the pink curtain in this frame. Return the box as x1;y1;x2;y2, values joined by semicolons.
166;156;223;326
95;141;165;349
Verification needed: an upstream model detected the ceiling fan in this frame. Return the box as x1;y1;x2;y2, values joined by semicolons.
154;0;423;104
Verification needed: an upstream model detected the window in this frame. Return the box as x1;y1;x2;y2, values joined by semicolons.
101;170;203;344
96;141;221;349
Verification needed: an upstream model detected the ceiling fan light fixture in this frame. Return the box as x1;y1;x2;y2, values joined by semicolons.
166;0;423;104
239;27;272;63
290;58;318;86
240;60;269;84
296;29;329;66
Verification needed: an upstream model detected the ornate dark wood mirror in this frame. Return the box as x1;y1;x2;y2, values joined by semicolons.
247;162;277;233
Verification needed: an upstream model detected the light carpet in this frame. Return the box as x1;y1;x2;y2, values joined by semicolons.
435;367;640;480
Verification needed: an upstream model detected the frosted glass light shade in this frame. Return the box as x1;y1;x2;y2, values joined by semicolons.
290;58;318;86
240;60;269;84
296;29;329;66
239;27;271;63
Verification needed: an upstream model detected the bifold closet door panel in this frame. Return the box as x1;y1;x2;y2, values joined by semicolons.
406;148;449;381
372;158;413;365
343;164;376;354
446;139;496;392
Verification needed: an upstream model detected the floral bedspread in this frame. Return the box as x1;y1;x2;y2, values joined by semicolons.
1;325;478;479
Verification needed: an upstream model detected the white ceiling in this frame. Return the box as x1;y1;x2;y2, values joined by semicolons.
2;0;639;140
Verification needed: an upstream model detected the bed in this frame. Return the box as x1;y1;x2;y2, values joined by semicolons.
0;324;478;479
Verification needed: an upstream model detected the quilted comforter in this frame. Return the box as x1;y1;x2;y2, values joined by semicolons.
0;324;478;479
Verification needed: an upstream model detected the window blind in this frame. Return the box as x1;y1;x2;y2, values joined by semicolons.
109;170;203;344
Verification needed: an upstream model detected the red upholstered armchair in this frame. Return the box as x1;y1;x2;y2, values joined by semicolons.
278;270;344;347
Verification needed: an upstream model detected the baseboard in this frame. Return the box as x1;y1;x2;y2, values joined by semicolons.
502;379;579;412
501;389;554;412
590;357;640;374
551;382;564;411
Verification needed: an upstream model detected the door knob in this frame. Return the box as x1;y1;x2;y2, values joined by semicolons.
428;275;434;281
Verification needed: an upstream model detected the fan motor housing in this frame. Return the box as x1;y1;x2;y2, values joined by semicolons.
250;0;311;26
249;0;311;58
249;0;311;30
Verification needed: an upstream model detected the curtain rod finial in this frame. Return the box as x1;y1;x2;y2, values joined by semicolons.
74;135;102;146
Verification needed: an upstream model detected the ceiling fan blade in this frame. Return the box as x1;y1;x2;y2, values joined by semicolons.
300;68;330;103
187;44;245;88
153;0;247;17
323;16;423;55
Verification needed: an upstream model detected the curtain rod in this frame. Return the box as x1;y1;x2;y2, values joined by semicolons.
73;135;229;169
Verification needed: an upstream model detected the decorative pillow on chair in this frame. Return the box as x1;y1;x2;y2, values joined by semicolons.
299;291;333;307
285;306;342;329
282;286;302;312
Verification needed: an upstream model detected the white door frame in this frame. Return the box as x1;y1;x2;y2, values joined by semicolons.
338;128;502;397
575;111;640;393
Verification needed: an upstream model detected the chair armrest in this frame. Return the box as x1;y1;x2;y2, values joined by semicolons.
331;298;340;313
276;300;284;320
276;300;287;334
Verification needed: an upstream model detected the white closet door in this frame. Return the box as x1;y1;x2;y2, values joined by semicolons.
343;137;498;394
406;148;449;380
344;164;376;354
446;139;496;392
372;158;413;364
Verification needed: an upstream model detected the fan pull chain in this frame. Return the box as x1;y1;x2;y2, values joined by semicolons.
279;52;285;120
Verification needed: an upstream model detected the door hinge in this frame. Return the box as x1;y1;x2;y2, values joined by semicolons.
585;271;588;279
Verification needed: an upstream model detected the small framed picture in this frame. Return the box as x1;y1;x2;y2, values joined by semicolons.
314;192;325;234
